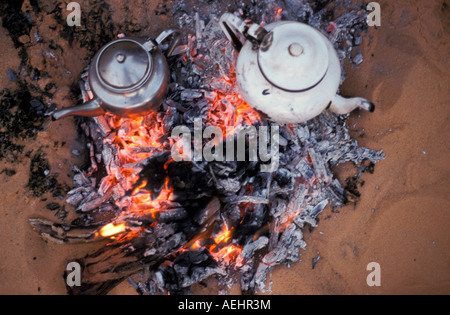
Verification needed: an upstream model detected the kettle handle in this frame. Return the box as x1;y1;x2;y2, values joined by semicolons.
155;29;181;57
219;13;247;52
220;14;269;52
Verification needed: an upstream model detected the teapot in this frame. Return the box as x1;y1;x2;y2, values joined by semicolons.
219;14;374;124
53;29;180;120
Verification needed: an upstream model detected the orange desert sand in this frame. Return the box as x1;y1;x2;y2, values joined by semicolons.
0;0;448;295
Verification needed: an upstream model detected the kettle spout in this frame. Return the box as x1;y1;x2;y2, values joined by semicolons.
329;95;375;115
53;98;105;120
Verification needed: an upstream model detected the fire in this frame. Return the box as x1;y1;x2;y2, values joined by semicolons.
99;223;126;238
126;177;174;218
183;224;243;266
95;110;170;239
94;47;255;265
208;225;243;265
214;225;232;244
211;244;242;265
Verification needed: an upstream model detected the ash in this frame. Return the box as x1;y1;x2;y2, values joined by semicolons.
65;0;383;295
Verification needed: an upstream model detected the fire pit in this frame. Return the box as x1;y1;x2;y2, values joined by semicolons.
29;0;384;295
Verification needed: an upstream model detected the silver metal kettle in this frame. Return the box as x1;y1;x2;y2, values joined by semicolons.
53;29;180;120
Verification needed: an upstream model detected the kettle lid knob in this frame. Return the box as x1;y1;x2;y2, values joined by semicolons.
288;43;304;57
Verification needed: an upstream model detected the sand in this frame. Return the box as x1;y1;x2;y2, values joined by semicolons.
0;0;449;295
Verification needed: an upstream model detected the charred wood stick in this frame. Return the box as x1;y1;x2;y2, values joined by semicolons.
68;232;186;295
220;196;269;205
66;244;144;295
78;191;112;212
28;218;105;245
29;219;186;295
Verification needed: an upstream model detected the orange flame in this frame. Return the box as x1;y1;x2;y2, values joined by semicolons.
211;244;242;265
214;225;233;244
131;180;148;196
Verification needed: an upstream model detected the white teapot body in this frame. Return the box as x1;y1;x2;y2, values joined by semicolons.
220;14;374;124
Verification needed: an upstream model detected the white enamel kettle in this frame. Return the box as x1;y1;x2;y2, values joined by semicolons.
219;13;374;124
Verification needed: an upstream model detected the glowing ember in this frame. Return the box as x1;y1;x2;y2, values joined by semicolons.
207;68;261;137
126;177;175;217
186;224;243;266
99;223;126;238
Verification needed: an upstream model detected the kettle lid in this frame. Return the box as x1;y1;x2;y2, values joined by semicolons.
258;23;329;92
96;39;152;92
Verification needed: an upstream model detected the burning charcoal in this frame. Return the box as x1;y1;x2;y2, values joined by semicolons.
308;148;329;181
136;152;171;200
210;162;237;177
72;172;91;188
171;45;189;56
171;248;225;290
221;203;244;227
269;199;287;220
234;204;268;244
183;105;206;124
215;177;241;194
195;12;204;43
67;186;92;196
157;265;184;294
221;196;269;205
193;197;220;226
158;208;188;223
238;236;269;265
78;192;112;212
129;146;161;155
203;90;217;102
98;203;116;213
166;99;188;113
180;89;203;101
273;168;294;188
188;248;210;265
28;218;103;245
166;162;215;201
163;106;181;132
295;203;324;230
93;116;111;137
278;135;288;147
310;200;329;219
255;224;306;292
296;125;310;142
